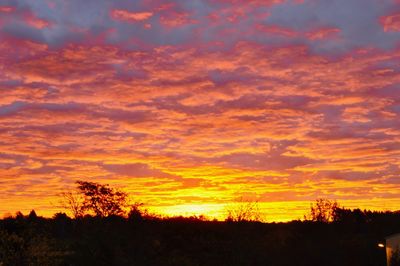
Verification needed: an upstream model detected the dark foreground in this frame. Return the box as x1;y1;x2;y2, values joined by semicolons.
0;212;398;266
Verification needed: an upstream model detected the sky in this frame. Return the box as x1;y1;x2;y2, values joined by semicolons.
0;0;399;221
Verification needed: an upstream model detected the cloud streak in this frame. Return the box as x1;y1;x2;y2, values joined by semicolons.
111;9;153;22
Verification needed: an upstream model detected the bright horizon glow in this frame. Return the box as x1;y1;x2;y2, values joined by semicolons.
4;198;400;223
0;0;400;222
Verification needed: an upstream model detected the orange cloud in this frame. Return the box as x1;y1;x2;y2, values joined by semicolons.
2;1;400;223
111;9;153;22
1;14;400;221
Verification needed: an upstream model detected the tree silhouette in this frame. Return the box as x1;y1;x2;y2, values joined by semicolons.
308;198;339;222
225;198;262;222
76;180;128;217
59;191;84;218
28;210;37;220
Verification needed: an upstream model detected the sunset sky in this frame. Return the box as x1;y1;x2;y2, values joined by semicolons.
0;0;400;221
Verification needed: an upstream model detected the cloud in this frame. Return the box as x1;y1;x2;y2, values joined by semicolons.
305;27;340;40
111;9;153;22
0;0;400;220
20;9;52;29
160;10;195;27
381;13;400;32
102;163;174;178
0;6;14;13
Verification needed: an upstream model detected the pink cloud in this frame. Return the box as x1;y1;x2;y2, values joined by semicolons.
0;6;14;13
0;7;50;29
306;27;340;40
380;13;400;32
111;9;153;22
160;11;196;27
24;12;51;29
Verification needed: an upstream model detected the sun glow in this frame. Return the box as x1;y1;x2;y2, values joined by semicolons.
151;204;225;220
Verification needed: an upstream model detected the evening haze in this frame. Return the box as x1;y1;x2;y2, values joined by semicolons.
0;0;399;221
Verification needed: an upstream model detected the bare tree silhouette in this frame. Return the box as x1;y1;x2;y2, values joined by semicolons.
59;191;84;218
225;198;263;222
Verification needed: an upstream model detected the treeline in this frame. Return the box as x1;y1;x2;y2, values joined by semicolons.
1;208;398;266
1;181;400;266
